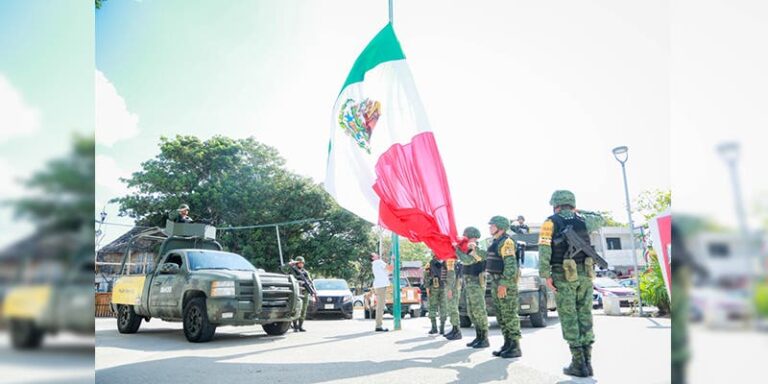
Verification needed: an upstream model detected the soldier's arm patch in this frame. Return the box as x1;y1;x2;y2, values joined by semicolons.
446;259;455;270
500;239;516;257
539;219;554;246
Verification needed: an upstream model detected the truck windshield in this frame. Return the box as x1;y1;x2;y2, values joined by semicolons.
314;280;349;290
520;251;539;269
187;251;256;271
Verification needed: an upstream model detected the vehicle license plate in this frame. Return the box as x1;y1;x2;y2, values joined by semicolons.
325;304;334;309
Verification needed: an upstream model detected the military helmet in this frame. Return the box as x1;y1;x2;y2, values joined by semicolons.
488;215;510;230
463;226;481;239
549;190;576;207
177;203;190;211
517;215;525;221
295;256;305;263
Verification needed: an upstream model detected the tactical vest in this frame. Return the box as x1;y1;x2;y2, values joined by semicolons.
486;233;510;274
550;213;592;265
464;260;485;276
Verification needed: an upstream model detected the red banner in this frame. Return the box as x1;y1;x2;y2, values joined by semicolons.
648;211;672;297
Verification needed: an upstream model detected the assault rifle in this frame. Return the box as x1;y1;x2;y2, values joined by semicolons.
554;225;609;269
289;264;317;296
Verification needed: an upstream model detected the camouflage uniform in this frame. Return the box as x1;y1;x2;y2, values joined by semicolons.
539;190;594;377
281;256;314;332
426;257;448;335
456;226;490;348
486;216;522;358
443;259;463;340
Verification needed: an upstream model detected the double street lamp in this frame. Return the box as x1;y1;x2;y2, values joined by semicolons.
612;146;644;316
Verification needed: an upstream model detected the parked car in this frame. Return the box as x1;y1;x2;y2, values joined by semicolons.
363;277;421;319
307;279;354;320
593;277;637;309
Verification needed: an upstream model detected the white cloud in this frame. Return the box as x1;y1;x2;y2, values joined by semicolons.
95;154;132;195
96;69;139;146
0;74;40;143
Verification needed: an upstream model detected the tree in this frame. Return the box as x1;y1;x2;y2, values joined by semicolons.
11;135;94;232
633;189;671;222
596;210;626;227
113;135;375;275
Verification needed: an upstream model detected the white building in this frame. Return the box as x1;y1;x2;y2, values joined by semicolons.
688;231;765;282
591;226;647;274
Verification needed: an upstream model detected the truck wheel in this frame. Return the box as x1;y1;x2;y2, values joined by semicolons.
459;315;472;328
262;321;291;336
410;309;421;318
529;290;548;328
400;310;407;319
183;297;216;342
9;319;44;349
117;305;142;334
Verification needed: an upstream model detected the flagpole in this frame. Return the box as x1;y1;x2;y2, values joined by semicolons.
392;232;402;330
386;0;401;331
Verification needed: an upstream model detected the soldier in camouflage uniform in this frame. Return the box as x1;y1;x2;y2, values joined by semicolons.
539;190;594;377
282;256;316;332
443;256;463;340
426;254;448;335
486;215;522;358
456;226;490;348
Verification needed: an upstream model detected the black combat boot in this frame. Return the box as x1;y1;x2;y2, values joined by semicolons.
583;345;594;376
439;320;446;335
563;346;589;378
292;320;299;332
492;337;511;357
472;330;489;348
466;328;480;347
443;326;457;339
429;319;438;334
500;339;521;358
446;327;462;340
298;320;306;332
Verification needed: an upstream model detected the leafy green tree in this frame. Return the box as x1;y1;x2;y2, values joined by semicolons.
113;135;374;275
11;135;94;232
639;249;670;316
633;189;671;222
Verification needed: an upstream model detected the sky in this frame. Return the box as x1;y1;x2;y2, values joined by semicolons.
94;0;672;247
0;2;94;248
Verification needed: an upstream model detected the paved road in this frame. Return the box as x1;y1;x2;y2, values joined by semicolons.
96;309;669;384
0;332;94;384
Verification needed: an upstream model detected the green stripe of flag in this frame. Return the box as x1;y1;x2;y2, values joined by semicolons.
340;23;406;92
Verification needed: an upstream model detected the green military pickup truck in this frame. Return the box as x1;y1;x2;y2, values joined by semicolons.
111;221;302;342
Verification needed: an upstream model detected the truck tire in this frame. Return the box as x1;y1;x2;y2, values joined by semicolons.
9;319;44;349
262;321;291;336
183;297;216;342
410;309;421;318
460;315;472;328
529;290;548;328
117;305;142;334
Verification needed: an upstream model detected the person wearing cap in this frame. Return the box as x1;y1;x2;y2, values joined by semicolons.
282;256;315;332
173;204;194;223
539;190;594;377
455;226;489;348
486;215;522;358
511;215;529;234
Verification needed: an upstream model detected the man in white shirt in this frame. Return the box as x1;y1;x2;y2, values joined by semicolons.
371;252;391;332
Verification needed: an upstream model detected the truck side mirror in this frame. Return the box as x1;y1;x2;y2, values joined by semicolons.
160;263;181;274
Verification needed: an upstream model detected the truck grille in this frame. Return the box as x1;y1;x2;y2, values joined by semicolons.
237;276;294;311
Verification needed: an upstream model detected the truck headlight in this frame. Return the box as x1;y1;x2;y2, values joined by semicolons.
211;281;236;297
343;295;352;303
519;276;539;291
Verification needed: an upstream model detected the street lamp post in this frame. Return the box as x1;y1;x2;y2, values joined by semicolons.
717;142;756;320
612;146;644;316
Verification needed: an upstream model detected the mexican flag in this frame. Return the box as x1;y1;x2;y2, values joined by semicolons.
324;23;458;260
